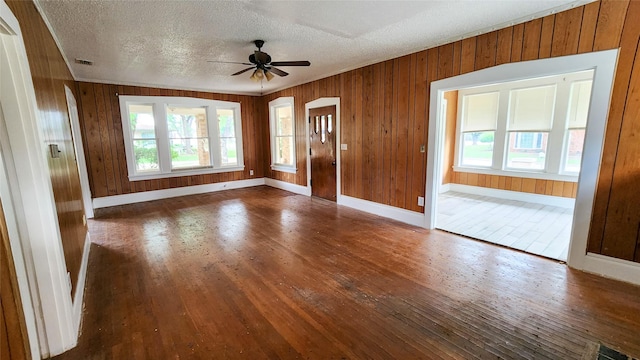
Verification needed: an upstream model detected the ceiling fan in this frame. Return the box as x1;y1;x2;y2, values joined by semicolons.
209;40;310;81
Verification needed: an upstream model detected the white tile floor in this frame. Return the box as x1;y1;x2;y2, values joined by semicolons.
436;191;574;261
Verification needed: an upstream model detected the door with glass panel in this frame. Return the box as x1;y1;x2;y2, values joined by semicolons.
309;106;337;201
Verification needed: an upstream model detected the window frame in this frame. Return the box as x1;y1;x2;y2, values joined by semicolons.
453;70;593;181
119;95;244;181
268;97;297;173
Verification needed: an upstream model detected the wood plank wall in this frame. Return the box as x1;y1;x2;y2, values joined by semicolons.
6;0;88;295
75;83;264;198
264;0;640;262
441;91;457;185
1;201;30;360
451;172;578;198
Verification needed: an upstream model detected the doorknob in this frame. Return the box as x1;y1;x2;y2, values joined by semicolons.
332;161;336;165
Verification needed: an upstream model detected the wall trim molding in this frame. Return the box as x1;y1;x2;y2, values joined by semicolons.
264;178;311;196
448;183;575;209
93;178;266;209
338;195;424;228
72;232;90;341
581;253;640;287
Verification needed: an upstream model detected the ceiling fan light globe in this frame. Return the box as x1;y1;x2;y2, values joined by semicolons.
255;70;264;80
264;70;274;81
250;70;260;82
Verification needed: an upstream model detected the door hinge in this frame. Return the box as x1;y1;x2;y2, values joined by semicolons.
309;148;312;155
308;116;311;123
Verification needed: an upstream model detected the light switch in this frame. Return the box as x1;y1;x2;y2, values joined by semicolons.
340;144;348;150
49;144;61;158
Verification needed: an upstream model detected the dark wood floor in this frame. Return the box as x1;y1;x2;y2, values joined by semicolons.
54;186;640;359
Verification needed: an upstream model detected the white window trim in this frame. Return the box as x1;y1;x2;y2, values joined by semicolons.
454;70;593;181
119;95;244;181
269;96;297;174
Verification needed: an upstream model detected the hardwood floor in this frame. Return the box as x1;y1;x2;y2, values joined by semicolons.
437;191;573;261
54;186;640;359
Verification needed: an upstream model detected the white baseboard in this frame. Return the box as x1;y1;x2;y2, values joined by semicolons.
439;183;451;193
72;231;91;345
338;195;424;227
579;253;640;286
448;183;575;209
264;178;311;196
92;178;266;208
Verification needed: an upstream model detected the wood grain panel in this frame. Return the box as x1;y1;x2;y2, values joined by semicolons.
452;171;577;199
76;82;264;198
1;201;30;360
588;0;636;255
6;0;87;295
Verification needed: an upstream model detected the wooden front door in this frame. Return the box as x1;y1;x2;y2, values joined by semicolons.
309;106;337;201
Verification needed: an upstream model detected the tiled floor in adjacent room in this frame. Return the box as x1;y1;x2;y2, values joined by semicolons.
437;191;574;261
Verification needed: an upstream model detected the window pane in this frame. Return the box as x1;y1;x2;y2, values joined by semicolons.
321;115;326;143
565;129;585;173
170;139;210;169
567;80;593;129
166;106;210;169
217;109;235;137
129;104;155;138
132;139;158;172
506;132;548;170
276;136;294;166
461;131;494;167
275;106;293;136
509;85;556;131
327;114;333;133
220;138;237;166
462;92;499;132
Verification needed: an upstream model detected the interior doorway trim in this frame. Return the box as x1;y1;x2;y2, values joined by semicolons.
305;97;341;202
64;85;93;218
425;49;640;285
0;1;77;356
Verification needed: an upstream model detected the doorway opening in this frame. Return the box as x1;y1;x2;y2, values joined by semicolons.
435;70;593;261
425;50;618;269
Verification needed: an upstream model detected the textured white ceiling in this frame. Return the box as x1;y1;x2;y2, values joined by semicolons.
35;0;592;96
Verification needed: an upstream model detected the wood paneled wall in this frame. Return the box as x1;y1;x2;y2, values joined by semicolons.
265;0;640;262
6;0;87;295
1;201;30;360
452;172;577;198
76;83;264;198
442;91;458;185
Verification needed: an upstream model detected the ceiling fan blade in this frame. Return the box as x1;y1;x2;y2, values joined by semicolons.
208;60;253;65
270;61;311;67
231;67;255;76
268;67;288;77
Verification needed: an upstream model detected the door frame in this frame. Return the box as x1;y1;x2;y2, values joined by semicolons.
425;49;640;286
305;98;341;202
1;1;78;356
64;85;93;218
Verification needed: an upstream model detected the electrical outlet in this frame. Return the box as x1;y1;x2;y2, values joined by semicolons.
250;169;254;176
341;144;348;150
420;144;425;153
417;196;425;206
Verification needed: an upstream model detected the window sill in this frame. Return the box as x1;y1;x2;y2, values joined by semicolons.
452;166;578;182
270;164;297;174
129;165;245;181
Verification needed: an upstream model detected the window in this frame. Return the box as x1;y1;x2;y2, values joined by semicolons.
269;97;296;173
120;96;244;180
460;92;499;167
455;70;593;179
